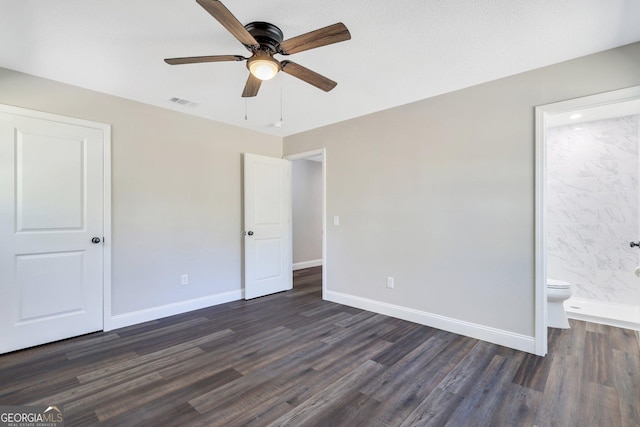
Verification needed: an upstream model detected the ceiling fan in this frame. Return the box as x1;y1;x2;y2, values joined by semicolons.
164;0;351;97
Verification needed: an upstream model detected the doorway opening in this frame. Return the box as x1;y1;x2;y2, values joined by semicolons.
285;149;326;297
535;86;640;354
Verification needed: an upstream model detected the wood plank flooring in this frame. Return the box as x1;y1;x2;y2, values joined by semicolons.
1;266;638;426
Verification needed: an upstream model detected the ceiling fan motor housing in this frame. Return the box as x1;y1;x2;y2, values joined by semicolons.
244;22;284;53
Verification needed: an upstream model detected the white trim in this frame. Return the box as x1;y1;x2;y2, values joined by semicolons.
285;148;327;298
321;151;326;299
102;125;113;331
284;148;325;161
325;290;536;353
534;85;640;356
107;289;242;331
0;103;109;130
293;259;323;270
534;105;548;356
0;104;113;334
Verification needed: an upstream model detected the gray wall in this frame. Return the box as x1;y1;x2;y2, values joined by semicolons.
292;159;323;266
2;41;639;340
283;42;640;337
0;67;281;316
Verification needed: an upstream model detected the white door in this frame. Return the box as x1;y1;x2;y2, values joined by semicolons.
0;108;105;354
244;153;292;299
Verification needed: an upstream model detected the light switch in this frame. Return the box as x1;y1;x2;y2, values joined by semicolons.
333;215;340;226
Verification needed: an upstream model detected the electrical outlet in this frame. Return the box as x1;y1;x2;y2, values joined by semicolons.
386;276;394;289
181;274;189;285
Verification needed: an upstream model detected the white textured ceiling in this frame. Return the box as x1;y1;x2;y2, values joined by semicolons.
1;0;639;136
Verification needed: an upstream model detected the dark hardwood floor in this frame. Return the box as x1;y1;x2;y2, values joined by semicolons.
1;266;638;426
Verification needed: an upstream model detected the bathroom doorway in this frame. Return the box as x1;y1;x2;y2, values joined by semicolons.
536;86;640;353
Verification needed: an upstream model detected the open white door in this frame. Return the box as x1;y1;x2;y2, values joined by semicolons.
244;153;292;299
0;107;106;354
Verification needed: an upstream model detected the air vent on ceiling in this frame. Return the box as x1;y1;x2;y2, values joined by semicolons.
168;97;198;107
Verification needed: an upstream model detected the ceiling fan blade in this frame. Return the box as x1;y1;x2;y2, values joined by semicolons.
280;61;337;92
164;55;246;65
242;73;262;97
278;22;351;55
196;0;259;48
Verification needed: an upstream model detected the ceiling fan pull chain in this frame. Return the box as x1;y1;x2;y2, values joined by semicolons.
280;84;283;124
245;98;248;121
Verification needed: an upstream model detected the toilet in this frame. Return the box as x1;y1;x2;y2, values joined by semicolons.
547;279;572;329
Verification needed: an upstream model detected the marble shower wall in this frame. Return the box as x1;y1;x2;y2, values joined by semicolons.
546;114;640;305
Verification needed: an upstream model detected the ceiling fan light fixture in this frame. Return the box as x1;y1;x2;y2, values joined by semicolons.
248;56;280;80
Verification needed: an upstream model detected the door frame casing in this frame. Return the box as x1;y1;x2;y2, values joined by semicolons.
285;149;327;297
0;104;112;331
534;85;640;356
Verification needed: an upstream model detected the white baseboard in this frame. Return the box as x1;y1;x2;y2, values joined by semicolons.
293;259;323;270
105;289;242;331
324;290;536;354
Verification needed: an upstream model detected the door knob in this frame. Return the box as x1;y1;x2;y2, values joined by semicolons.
247;231;254;236
91;237;101;244
630;241;640;248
